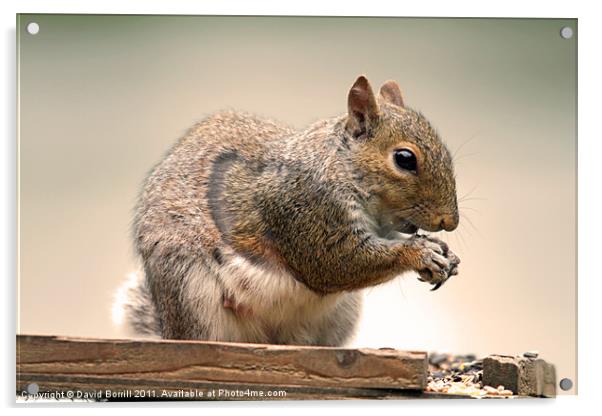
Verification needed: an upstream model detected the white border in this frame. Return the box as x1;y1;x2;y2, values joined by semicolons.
2;1;599;414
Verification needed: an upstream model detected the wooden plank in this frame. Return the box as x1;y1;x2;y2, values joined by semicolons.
483;355;556;397
16;378;438;401
17;335;427;400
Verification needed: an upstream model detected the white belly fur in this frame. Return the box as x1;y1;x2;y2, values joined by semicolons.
181;254;350;344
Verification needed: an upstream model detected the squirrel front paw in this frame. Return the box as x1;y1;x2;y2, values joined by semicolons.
408;235;460;291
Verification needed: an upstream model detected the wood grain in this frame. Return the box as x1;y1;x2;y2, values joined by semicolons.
17;335;428;401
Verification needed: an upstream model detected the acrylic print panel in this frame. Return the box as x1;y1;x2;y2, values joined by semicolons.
17;15;577;399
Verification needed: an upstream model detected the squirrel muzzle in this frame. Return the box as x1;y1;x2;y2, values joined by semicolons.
433;213;459;232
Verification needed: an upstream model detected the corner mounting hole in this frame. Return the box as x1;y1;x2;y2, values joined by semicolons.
27;22;40;35
26;383;39;395
560;26;573;39
559;378;573;391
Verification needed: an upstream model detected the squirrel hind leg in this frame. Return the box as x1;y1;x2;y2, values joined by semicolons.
112;270;161;339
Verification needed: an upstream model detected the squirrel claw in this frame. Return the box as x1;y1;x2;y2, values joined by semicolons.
411;234;460;291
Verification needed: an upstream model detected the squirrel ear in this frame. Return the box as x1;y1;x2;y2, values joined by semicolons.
346;75;379;139
379;80;404;107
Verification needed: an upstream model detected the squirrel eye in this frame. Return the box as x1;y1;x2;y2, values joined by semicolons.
394;148;418;173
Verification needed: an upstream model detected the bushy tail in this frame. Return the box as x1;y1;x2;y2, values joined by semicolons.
112;271;161;338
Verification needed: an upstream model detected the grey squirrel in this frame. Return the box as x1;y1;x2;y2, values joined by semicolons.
114;75;460;345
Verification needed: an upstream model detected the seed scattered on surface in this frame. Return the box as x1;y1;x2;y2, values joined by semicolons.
523;351;539;359
429;353;448;366
427;352;513;398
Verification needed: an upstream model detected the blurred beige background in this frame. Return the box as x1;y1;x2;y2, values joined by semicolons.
17;16;577;392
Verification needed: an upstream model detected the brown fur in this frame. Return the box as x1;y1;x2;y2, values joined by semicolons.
115;75;460;344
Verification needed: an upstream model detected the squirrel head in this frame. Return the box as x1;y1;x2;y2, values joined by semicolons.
345;75;459;233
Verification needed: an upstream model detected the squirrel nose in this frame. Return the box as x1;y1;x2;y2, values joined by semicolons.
435;214;458;232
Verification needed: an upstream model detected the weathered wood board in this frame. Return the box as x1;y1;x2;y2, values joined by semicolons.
483;355;556;397
16;335;428;401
